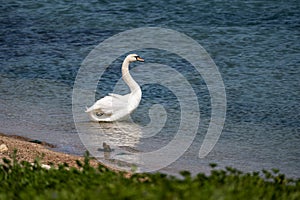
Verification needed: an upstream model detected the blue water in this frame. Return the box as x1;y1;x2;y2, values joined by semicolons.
1;1;299;176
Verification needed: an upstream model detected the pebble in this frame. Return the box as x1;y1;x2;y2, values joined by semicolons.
29;162;52;170
0;144;8;152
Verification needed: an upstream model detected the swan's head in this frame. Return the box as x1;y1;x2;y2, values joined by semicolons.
126;54;144;63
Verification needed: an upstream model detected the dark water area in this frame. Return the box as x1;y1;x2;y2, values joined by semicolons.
0;1;299;176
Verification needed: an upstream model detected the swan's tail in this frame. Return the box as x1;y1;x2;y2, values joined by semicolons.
85;105;96;113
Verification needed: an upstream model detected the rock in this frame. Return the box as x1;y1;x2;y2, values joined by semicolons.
30;163;52;170
41;164;51;170
0;144;8;152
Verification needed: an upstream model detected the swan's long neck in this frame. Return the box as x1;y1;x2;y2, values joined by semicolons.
122;58;140;93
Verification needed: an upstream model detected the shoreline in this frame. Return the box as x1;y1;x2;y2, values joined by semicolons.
0;132;100;168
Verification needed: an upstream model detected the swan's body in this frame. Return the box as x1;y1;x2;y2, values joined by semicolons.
86;54;144;122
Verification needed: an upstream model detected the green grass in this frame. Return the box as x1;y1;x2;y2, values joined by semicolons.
0;152;299;200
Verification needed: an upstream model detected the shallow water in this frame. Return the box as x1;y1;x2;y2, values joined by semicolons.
1;1;299;177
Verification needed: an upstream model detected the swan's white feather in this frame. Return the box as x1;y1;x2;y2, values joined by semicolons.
85;54;143;122
108;93;125;99
86;93;128;113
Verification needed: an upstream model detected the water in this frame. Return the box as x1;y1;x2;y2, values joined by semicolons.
1;0;299;176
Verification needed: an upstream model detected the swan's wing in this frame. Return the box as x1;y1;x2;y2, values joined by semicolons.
108;93;125;99
85;96;112;114
85;94;129;115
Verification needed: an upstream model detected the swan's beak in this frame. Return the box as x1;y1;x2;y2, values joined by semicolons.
136;56;144;62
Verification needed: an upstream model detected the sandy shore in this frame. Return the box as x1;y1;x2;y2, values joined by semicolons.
0;133;99;168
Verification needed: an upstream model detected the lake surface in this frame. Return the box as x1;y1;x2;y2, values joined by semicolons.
1;1;299;177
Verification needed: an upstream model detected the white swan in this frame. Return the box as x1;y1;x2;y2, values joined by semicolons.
86;54;144;122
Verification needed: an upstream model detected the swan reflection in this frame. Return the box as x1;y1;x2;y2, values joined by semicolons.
79;120;142;170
